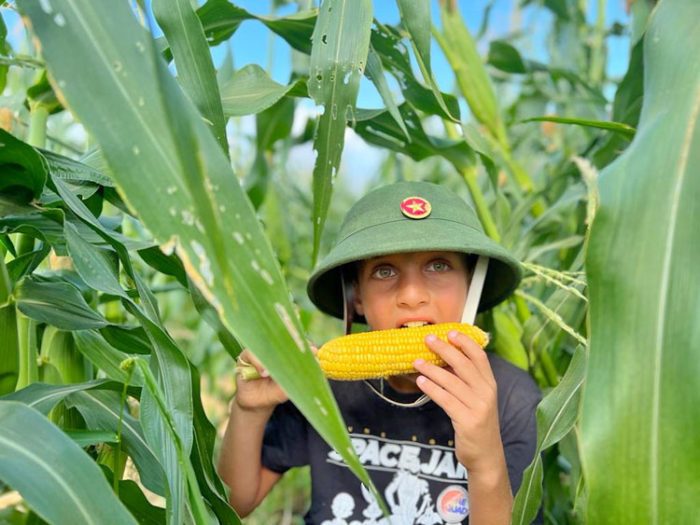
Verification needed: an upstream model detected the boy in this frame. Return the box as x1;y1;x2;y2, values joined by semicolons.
218;182;541;524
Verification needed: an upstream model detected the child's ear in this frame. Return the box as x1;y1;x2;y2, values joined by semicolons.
352;283;364;316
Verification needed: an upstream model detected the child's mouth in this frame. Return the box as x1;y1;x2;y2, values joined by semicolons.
399;321;433;328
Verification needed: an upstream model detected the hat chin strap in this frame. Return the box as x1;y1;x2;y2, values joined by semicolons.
462;255;489;325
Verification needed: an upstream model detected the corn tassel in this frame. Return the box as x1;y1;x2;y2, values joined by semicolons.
233;323;489;385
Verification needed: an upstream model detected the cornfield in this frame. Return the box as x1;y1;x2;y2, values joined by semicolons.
0;0;697;523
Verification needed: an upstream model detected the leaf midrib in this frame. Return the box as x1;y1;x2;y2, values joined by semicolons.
0;433;95;523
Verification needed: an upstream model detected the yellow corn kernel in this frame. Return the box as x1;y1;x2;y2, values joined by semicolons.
318;322;489;380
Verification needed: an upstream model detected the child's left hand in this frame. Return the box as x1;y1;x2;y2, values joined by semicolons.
413;330;505;476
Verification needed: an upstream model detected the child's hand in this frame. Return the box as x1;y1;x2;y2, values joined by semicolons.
232;349;289;413
413;330;505;475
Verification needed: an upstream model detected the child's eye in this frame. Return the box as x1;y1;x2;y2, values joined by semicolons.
427;260;451;272
371;265;396;279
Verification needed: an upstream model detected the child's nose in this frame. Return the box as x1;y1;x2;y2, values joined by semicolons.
396;275;429;308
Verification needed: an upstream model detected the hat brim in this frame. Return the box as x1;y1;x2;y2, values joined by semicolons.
307;216;521;321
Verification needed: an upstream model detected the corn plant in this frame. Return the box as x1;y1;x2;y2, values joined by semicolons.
0;0;697;523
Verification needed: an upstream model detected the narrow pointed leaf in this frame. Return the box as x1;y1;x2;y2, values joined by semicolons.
522;116;635;139
0;401;137;524
365;45;409;139
582;1;700;522
153;0;228;152
512;345;586;524
396;0;456;121
308;0;373;264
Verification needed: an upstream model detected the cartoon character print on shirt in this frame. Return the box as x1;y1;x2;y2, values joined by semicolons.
324;434;468;524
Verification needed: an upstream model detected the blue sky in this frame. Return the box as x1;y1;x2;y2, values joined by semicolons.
1;0;631;108
1;1;631;189
220;0;631;108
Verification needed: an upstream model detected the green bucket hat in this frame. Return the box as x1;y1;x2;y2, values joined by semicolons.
307;181;522;321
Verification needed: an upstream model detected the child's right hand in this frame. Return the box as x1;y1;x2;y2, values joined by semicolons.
232;349;289;412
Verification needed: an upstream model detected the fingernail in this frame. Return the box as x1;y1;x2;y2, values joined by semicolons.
416;376;426;386
414;358;425;367
448;330;458;340
425;334;437;343
261;369;270;378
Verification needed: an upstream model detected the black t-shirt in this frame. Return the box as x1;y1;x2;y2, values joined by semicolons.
262;353;541;525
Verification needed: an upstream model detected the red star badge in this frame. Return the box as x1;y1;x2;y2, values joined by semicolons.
400;196;432;219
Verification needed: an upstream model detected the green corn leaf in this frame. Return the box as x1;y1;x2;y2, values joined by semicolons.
65;221;126;299
512;345;586;525
487;40;527;74
522;116;635;139
594;37;645;169
65;429;119;447
370;23;460;120
15;276;108;330
364;44;408;139
308;0;373;264
197;1;316;53
0;128;47;200
489;307;529;370
189;366;241;524
1;379;117;414
102;470;167;525
40;148;114;187
581;1;700;522
0;401;138;524
354;104;475;171
0;15;9;92
0;256;18;393
73;330;144;387
153;0;228;152
66;389;167;498
219;64;305;117
53;172;194;520
0;195;64;248
100;325;153;355
128;358;210;524
396;0;456;121
18;0;382;512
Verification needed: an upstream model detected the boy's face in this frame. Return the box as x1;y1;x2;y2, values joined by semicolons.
353;251;470;331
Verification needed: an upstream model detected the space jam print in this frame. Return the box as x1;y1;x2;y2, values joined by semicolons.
323;434;469;524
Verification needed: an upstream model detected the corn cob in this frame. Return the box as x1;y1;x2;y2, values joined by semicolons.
318;322;489;380
231;323;489;389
